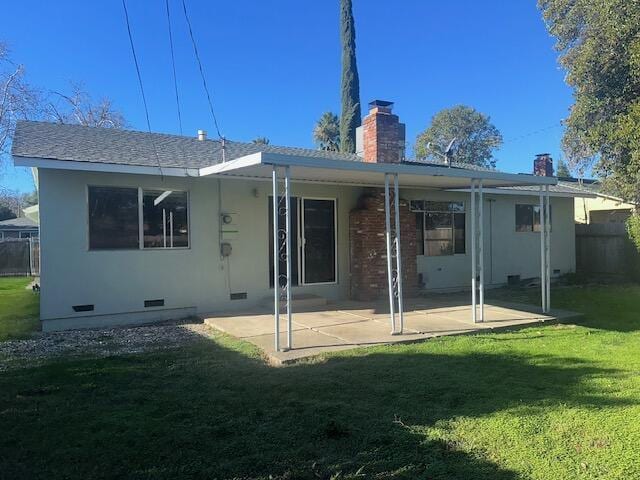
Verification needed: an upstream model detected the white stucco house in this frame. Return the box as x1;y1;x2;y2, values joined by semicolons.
12;100;588;333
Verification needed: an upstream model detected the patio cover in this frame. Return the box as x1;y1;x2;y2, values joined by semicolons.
200;152;555;352
199;152;558;189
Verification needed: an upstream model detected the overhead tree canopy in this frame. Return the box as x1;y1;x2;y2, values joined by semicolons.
313;112;340;152
339;0;361;154
45;82;126;129
415;105;503;168
538;0;640;202
0;42;41;167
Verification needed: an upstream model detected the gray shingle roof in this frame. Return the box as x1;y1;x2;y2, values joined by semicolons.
11;121;585;198
11;121;360;168
0;217;38;230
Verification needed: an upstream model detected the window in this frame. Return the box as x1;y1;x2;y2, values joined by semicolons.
88;186;189;250
412;201;465;256
143;190;189;248
89;186;139;249
516;204;551;232
19;231;39;239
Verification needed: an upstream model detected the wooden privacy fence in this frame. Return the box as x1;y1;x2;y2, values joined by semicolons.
0;238;40;277
575;223;640;279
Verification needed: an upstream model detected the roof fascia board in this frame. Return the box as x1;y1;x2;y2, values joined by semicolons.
447;187;597;198
260;153;558;187
198;152;263;176
13;156;199;177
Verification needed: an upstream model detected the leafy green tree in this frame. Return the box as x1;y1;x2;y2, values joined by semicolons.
339;0;361;153
313;112;340;152
538;0;640;198
252;137;269;145
556;158;571;177
0;205;15;221
415;105;502;168
538;0;640;247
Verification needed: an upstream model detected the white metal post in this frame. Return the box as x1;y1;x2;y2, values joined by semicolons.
384;174;396;333
470;179;477;323
285;166;293;350
478;180;484;322
539;186;546;312
393;174;404;333
272;167;280;351
545;184;551;312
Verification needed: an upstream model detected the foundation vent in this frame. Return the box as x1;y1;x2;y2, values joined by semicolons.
144;299;165;308
72;304;94;312
230;292;247;300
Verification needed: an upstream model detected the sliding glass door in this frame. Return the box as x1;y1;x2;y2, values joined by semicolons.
301;199;336;284
268;197;336;287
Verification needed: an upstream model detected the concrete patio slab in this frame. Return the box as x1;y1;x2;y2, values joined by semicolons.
205;313;306;338
201;295;581;365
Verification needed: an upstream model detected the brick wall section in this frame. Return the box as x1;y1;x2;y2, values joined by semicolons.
362;107;406;164
349;188;418;301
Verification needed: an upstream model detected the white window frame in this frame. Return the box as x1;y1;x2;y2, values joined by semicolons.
412;201;466;257
86;185;190;251
140;188;191;250
515;203;551;233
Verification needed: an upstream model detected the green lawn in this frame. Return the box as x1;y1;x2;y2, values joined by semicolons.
0;276;39;341
1;286;640;479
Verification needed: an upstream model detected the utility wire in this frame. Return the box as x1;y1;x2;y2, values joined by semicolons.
165;0;183;135
181;0;223;139
121;0;164;178
502;122;563;146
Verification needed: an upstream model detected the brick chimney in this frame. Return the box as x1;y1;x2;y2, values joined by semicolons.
359;100;406;163
533;153;554;176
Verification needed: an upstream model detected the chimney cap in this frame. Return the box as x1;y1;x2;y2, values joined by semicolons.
535;153;551;158
369;99;394;109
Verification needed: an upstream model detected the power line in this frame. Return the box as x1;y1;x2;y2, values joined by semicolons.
502;122;564;146
181;0;223;139
165;0;183;135
121;0;164;178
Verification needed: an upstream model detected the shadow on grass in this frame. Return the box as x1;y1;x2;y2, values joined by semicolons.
0;326;628;480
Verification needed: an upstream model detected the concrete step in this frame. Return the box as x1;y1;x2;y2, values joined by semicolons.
262;293;328;310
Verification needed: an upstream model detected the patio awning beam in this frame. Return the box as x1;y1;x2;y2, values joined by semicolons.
470;179;485;323
272;165;294;352
539;185;552;313
384;174;396;333
384;173;405;334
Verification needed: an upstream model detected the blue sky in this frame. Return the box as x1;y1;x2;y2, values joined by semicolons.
1;0;572;193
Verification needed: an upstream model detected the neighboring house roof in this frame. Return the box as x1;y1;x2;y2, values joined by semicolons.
557;177;637;204
22;204;39;223
0;216;39;230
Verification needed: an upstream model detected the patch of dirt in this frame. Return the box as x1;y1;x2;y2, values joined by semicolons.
0;319;214;371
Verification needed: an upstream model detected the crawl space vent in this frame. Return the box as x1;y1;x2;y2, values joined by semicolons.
144;299;165;308
230;292;247;300
72;304;94;312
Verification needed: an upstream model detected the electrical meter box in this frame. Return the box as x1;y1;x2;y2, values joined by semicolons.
221;212;239;240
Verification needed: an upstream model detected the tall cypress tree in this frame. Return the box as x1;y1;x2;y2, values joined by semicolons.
339;0;361;153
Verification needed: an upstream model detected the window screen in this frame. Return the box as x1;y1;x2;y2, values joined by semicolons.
415;202;465;256
143;190;189;248
516;204;551;232
88;186;139;249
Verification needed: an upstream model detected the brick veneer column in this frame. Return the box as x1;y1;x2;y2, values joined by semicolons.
349;188;417;301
